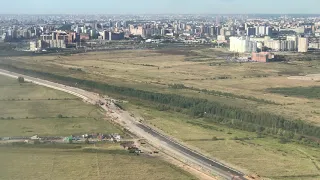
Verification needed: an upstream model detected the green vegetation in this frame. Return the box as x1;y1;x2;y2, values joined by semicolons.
0;63;319;145
0;75;196;180
169;83;280;105
1;48;320;179
0;117;121;137
17;76;24;83
125;103;320;179
0;144;195;180
269;86;320;99
0;75;122;136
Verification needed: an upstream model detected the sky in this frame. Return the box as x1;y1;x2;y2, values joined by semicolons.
2;0;319;14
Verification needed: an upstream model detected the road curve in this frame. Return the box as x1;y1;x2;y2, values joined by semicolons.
0;68;246;180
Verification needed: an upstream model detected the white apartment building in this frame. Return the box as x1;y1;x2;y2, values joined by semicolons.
265;27;272;36
298;37;308;52
259;26;266;36
309;42;320;49
265;40;280;51
30;42;37;51
287;40;296;51
286;35;298;50
229;36;257;53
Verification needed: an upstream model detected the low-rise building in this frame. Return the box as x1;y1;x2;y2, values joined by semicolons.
309;42;320;49
252;52;274;62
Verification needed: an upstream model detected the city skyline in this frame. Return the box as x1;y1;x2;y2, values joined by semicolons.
2;0;320;14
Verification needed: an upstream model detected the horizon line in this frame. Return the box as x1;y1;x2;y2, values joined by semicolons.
0;13;320;15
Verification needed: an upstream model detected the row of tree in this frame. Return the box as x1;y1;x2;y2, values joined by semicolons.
169;83;280;105
1;63;320;140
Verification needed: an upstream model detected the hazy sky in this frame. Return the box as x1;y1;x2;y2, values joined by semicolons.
2;0;319;14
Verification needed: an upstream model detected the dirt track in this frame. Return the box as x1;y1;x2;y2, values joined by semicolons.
288;74;320;81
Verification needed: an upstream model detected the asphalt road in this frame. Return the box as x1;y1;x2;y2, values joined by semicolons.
0;68;246;180
136;124;246;180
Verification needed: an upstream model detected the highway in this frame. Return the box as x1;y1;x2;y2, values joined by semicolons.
0;68;246;180
136;123;245;179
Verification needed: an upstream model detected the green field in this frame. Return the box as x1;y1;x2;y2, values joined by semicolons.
268;86;320;99
0;75;196;180
0;143;195;180
0;75;122;137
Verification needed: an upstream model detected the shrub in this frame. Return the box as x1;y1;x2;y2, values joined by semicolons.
18;76;25;83
279;137;289;144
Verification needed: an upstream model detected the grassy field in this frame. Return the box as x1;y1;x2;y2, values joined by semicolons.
0;143;195;180
125;102;320;180
1;47;320;179
0;75;197;180
0;75;122;137
268;86;320;99
2;48;319;125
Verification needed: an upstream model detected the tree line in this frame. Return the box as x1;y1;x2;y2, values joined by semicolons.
169;83;280;105
1;63;320;141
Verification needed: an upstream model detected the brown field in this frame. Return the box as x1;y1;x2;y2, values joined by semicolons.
5;48;320;125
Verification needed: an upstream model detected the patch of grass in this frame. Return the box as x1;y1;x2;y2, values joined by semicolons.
0;145;195;180
0;117;122;137
126;103;320;179
2;48;319;125
0;75;122;136
268;86;320;99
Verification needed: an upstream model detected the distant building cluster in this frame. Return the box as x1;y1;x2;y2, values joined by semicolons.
229;35;310;53
227;19;320;54
0;14;320;53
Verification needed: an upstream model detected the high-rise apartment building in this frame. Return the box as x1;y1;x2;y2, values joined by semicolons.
229;36;257;53
280;41;288;51
259;26;266;36
246;27;256;36
298;37;308;52
264;40;280;51
287;40;296;51
287;35;298;50
266;27;272;36
255;26;259;36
